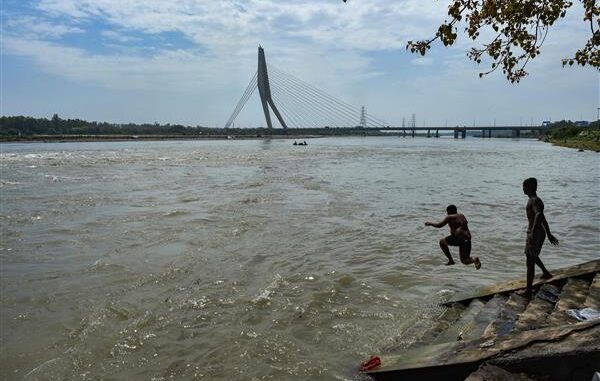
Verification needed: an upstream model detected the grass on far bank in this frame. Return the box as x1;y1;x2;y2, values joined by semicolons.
545;126;600;151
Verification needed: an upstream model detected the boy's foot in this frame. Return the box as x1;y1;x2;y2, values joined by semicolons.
474;257;481;270
445;260;456;266
541;272;553;279
515;289;532;300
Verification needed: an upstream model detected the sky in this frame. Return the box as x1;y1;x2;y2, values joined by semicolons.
1;0;599;128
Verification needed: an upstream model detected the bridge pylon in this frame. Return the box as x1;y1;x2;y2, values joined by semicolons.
257;46;287;129
224;46;288;129
224;46;388;129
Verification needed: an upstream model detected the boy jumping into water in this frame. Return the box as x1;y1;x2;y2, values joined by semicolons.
518;177;559;299
425;205;481;269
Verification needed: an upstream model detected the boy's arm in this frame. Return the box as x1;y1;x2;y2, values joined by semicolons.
533;199;559;245
531;198;543;233
541;214;559;245
425;216;449;228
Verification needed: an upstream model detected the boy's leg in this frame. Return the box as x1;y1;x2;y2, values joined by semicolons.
439;237;455;265
518;236;535;299
535;257;553;278
526;256;535;299
458;241;481;269
532;235;551;278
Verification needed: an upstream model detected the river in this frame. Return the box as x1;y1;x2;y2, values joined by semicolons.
1;137;598;380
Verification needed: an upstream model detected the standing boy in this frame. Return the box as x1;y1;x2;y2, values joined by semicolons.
519;177;559;299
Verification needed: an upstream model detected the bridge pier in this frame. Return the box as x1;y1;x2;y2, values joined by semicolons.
481;129;486;138
488;129;492;138
427;129;431;138
412;129;415;138
454;129;459;139
512;129;521;138
403;129;406;137
435;129;439;138
461;130;466;139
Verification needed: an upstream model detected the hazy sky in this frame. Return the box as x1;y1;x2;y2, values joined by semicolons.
2;0;599;127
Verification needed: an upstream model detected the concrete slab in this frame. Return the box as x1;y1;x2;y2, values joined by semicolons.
490;325;600;381
483;292;528;337
432;299;485;344
460;294;507;341
410;304;466;347
547;278;590;326
513;284;558;331
465;364;537;381
366;321;599;381
444;259;600;306
585;273;600;309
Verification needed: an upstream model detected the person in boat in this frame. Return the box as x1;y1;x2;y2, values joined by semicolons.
302;140;307;145
518;177;558;299
424;205;481;269
293;141;298;145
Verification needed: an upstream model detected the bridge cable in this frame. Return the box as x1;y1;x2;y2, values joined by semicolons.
270;79;342;127
272;80;349;127
228;72;258;127
225;71;258;128
271;80;326;128
275;65;388;127
270;81;319;127
269;68;360;127
269;65;387;127
225;74;257;128
268;67;359;126
269;70;359;127
272;70;369;127
269;88;306;128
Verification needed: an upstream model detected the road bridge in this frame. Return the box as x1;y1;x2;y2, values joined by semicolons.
224;47;551;138
378;126;550;138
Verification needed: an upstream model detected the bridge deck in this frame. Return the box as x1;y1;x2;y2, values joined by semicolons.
377;126;549;131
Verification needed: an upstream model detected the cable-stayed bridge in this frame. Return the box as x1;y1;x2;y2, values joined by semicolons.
225;46;388;129
224;46;551;138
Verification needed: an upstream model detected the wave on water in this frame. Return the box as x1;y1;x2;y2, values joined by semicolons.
163;210;190;217
179;196;200;203
42;174;84;182
569;223;600;232
0;180;21;187
86;259;125;273
24;153;45;159
471;201;504;209
436;288;455;300
245;181;264;188
24;357;66;379
252;274;287;307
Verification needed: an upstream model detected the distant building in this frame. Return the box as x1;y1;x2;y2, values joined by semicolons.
575;121;590;127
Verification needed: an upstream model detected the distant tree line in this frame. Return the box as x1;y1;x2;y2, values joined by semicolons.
3;114;597;139
0;114;379;137
0;114;209;136
546;120;600;139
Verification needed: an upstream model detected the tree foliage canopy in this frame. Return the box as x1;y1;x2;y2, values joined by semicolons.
0;115;381;137
344;0;599;82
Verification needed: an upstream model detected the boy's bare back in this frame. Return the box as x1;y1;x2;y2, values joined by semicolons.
447;213;471;241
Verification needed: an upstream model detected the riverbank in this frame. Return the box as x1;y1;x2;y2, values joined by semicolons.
0;134;325;143
546;135;600;151
365;259;600;381
542;126;600;151
0;131;447;142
